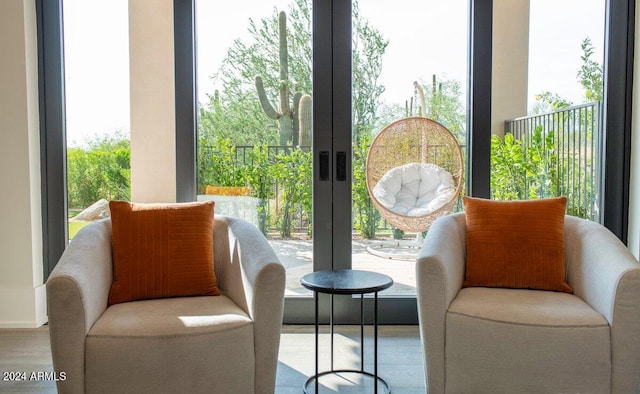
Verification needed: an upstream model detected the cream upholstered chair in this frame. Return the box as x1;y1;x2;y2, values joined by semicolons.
417;212;640;394
47;215;285;394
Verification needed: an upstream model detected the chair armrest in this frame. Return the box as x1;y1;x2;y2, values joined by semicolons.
565;216;640;393
46;220;113;394
416;212;466;394
213;215;285;394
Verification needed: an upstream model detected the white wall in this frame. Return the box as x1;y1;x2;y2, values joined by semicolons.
0;0;179;328
0;0;47;328
628;2;640;259
129;0;177;203
492;0;530;136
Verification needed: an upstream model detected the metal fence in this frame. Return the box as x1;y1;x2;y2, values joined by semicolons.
234;144;310;233
199;143;404;236
198;144;311;234
504;102;604;222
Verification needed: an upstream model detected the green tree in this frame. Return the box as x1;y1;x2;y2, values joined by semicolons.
245;144;276;234
352;130;380;238
532;36;603;113
198;90;277;146
418;75;466;140
67;133;130;210
531;91;573;114
490;127;557;200
200;0;388;147
577;37;603;102
352;1;389;143
199;0;312;147
272;149;312;237
198;136;246;190
375;75;466;143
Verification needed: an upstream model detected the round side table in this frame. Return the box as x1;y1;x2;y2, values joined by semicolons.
300;269;394;394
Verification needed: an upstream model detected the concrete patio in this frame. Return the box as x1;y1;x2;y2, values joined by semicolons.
270;238;419;297
201;198;421;297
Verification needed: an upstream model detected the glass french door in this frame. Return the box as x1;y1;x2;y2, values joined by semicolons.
195;1;316;318
312;0;468;323
195;0;468;323
349;0;468;308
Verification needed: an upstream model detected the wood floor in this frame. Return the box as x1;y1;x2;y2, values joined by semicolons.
0;324;425;393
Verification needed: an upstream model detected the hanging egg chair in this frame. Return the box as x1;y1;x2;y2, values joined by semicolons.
366;117;464;258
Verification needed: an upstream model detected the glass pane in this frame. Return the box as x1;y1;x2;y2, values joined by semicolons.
353;1;469;296
195;1;313;296
492;0;605;222
63;0;131;240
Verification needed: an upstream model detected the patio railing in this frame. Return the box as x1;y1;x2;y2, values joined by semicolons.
198;144;311;235
504;101;604;222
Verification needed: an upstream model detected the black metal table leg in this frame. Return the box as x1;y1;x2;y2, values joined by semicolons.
360;293;364;372
330;293;334;371
375;291;378;394
315;291;319;394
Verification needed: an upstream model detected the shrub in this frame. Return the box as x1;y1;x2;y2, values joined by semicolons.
67;134;130;210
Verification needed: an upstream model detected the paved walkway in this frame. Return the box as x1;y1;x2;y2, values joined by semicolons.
269;239;419;297
202;198;421;297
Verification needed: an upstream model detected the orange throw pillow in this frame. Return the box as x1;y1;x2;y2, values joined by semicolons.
108;201;220;306
462;196;572;293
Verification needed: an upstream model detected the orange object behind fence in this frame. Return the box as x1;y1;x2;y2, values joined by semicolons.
205;186;252;196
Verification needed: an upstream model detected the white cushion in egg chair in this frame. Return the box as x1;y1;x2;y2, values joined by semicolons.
373;162;456;217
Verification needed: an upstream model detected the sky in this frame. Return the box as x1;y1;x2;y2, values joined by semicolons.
62;0;130;147
62;0;605;147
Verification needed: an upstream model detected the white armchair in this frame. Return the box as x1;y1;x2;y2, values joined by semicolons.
47;215;285;394
417;213;640;393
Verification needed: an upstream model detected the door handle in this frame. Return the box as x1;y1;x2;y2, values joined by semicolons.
336;151;347;181
319;151;330;181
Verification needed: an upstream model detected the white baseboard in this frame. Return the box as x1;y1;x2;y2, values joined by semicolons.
0;316;48;328
0;284;48;328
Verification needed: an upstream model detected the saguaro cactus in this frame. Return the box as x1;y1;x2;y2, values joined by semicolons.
255;11;312;146
298;94;312;148
413;81;426;117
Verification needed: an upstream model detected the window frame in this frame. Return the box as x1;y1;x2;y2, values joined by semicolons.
36;0;67;280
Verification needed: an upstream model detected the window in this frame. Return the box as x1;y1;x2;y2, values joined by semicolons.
37;0;634;282
62;0;131;239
